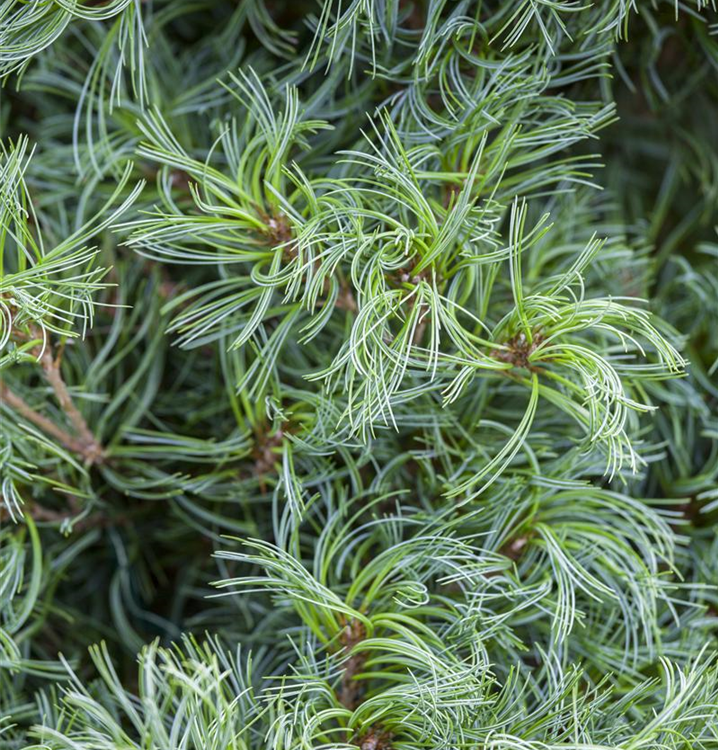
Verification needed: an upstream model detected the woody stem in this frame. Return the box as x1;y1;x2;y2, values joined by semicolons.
2;327;104;464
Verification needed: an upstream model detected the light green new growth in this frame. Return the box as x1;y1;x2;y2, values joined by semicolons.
0;0;717;748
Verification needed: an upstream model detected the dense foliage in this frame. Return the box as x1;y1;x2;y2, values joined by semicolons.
1;0;717;747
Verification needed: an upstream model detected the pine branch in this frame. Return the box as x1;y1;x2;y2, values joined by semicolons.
0;382;93;459
338;616;368;710
1;0;717;745
2;326;103;465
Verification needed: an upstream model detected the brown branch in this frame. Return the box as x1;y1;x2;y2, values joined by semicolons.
491;331;546;371
0;490;81;525
0;498;63;524
335;283;358;313
34;344;103;463
252;427;286;494
354;727;393;750
338;617;368;710
0;382;91;456
500;534;531;562
2;324;104;465
412;300;430;346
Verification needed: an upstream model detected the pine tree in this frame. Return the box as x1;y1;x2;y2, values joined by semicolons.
1;0;717;747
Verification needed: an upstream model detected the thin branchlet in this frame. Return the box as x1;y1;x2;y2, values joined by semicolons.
2;325;103;465
338;616;368;710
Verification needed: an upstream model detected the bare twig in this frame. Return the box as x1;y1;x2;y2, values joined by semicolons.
0;381;92;457
2;324;104;464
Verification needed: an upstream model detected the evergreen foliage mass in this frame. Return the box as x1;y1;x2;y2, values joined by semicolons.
1;0;717;746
